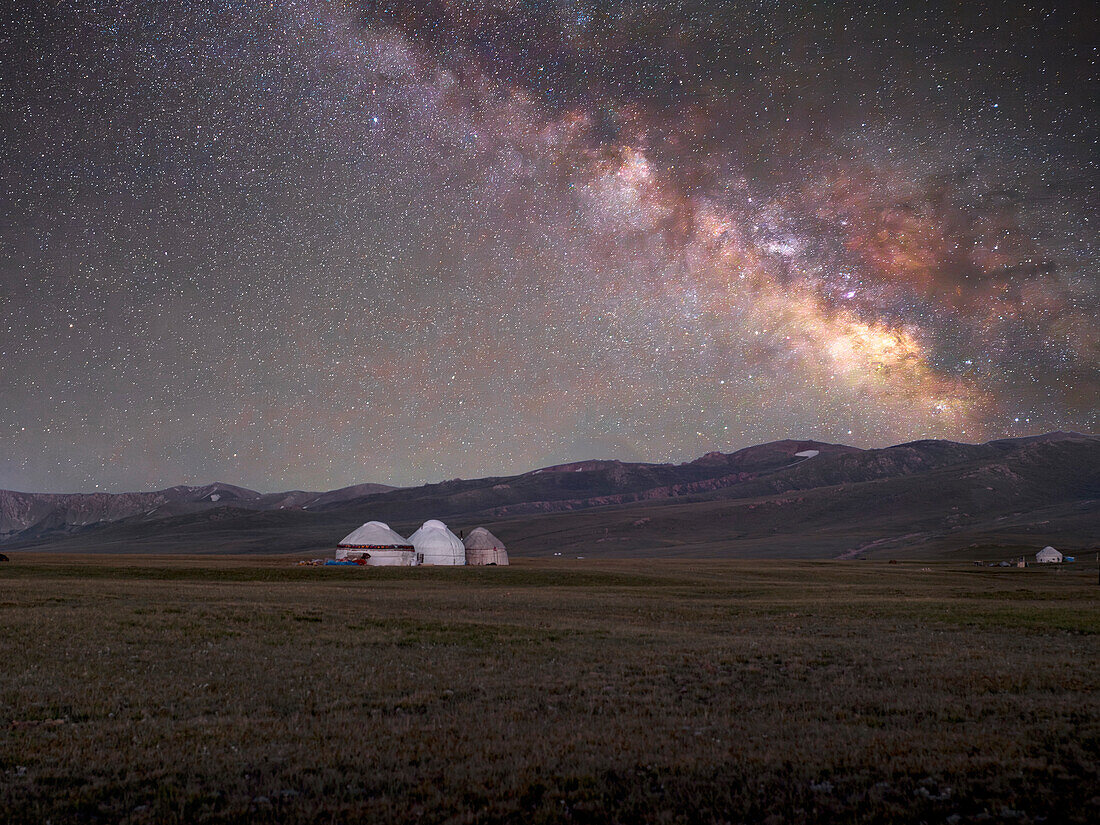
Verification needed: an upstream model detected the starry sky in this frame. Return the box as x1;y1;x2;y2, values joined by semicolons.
2;1;1096;493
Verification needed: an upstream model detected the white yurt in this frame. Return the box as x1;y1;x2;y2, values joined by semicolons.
1035;546;1063;564
336;521;416;566
409;519;466;566
464;527;509;566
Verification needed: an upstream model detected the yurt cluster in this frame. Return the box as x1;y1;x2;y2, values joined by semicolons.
326;520;508;567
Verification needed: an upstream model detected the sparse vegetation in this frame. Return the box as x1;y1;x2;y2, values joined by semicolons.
1;556;1097;824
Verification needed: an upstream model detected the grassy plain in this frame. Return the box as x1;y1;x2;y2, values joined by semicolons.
1;555;1097;824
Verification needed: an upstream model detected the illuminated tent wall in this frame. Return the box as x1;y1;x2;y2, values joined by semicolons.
463;527;509;565
409;520;466;566
336;521;416;566
1035;546;1063;563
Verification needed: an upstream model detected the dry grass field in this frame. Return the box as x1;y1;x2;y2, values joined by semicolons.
1;555;1097;824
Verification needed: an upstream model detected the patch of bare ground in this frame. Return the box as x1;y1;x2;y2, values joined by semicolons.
0;556;1097;823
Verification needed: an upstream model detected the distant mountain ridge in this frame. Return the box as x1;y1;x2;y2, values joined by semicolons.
2;433;1097;559
0;481;396;542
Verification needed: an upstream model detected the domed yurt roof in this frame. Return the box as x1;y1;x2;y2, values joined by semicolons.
409;520;466;565
338;521;413;549
463;526;509;565
463;527;504;551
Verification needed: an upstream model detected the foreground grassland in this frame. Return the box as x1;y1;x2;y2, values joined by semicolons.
1;557;1097;824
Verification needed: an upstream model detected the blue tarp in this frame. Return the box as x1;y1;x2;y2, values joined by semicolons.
324;560;360;566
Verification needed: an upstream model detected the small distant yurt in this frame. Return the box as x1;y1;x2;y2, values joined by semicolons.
409;519;466;566
336;521;416;566
1035;546;1063;564
464;527;509;565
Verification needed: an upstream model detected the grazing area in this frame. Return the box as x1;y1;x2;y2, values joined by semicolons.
1;556;1097;824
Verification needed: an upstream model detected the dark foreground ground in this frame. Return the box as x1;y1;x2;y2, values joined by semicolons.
1;556;1097;824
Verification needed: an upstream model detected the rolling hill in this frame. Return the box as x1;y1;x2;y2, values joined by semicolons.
2;433;1097;559
0;482;396;543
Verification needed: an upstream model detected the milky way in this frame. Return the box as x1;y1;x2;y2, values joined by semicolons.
1;1;1096;492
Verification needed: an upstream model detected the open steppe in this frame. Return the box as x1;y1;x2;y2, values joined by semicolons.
1;555;1097;824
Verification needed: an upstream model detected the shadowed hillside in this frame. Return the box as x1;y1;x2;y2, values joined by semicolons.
0;482;396;542
2;433;1096;559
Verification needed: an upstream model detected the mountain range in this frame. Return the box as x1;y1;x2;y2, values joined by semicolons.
2;432;1097;559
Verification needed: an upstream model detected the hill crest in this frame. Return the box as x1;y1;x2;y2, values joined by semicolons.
2;433;1096;558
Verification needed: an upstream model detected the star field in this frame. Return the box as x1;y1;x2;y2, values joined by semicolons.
1;1;1096;492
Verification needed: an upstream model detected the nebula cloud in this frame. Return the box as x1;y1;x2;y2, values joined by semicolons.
0;1;1095;491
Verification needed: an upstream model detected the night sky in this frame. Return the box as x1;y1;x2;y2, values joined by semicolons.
2;1;1096;493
